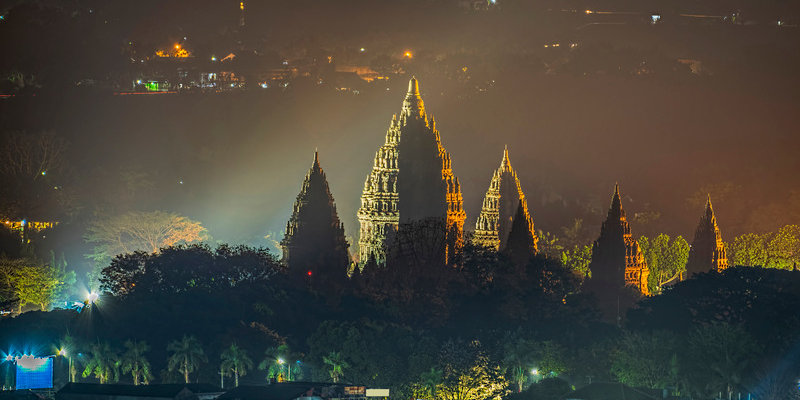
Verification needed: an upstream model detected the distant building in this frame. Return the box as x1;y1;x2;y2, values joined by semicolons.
281;152;350;283
588;184;649;296
685;195;728;278
357;78;465;265
473;147;537;252
585;185;650;321
56;383;223;400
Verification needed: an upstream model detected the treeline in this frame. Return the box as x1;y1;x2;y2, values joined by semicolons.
2;243;800;400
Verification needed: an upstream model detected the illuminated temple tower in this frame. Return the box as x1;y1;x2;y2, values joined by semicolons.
474;147;537;252
685;195;728;278
587;184;650;297
357;78;466;264
281;152;350;281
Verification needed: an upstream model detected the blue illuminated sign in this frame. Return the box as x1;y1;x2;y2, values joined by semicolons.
15;356;53;390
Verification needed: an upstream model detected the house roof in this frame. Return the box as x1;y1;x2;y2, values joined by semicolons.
57;383;223;398
561;382;658;400
216;384;315;400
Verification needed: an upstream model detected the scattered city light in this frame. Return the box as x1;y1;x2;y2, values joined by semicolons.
211;56;217;61
41;171;46;176
175;44;181;50
360;48;365;52
585;10;593;14
404;51;412;58
307;271;313;276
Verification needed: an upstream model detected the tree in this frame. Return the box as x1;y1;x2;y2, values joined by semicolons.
765;225;800;269
418;367;443;400
13;260;73;311
221;343;253;387
120;340;153;385
259;344;302;382
82;342;119;384
503;337;536;392
100;244;281;297
437;340;508;400
534;230;562;260
0;131;70;224
167;335;207;384
323;351;348;383
682;322;761;398
85;211;207;266
560;245;591;279
638;234;689;292
730;233;767;267
610;330;680;389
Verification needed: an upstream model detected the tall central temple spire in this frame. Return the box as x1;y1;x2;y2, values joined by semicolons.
357;78;465;265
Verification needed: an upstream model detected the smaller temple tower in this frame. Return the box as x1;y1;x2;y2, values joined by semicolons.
588;184;649;296
474;147;537;252
281;151;350;282
685;195;728;278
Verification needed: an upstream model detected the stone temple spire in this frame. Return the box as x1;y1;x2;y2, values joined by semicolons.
587;184;649;295
357;78;465;265
401;76;426;121
281;151;350;282
474;147;537;252
685;195;728;278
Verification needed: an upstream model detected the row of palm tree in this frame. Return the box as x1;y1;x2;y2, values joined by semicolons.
64;335;326;386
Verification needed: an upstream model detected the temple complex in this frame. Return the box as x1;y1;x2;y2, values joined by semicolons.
281;152;350;282
474;147;537;252
357;78;465;265
587;185;650;297
685;195;728;278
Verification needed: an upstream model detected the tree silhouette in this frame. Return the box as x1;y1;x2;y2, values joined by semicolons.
120;340;153;385
221;343;253;387
323;351;348;383
82;342;119;384
167;335;207;384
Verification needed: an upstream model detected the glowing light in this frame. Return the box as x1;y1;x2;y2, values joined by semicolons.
41;171;46;176
585;10;593;14
5;355;12;361
360;48;365;52
175;44;181;50
58;349;66;356
307;271;312;276
531;368;538;375
87;292;99;304
211;56;217;61
278;358;284;364
240;1;244;10
17;355;48;369
404;51;412;58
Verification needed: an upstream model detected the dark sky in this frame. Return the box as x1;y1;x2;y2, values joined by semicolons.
2;0;800;264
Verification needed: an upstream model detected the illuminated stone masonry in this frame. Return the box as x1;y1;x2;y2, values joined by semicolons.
357;78;465;264
588;184;650;296
281;152;350;280
474;147;537;252
685;195;728;278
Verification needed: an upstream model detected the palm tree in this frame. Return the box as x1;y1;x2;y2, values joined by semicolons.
322;351;348;383
60;333;79;383
221;343;254;387
82;342;119;384
167;335;207;384
503;337;536;393
258;344;303;382
120;340;153;385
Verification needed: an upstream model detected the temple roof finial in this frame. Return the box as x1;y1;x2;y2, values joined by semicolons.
408;77;419;95
501;145;510;168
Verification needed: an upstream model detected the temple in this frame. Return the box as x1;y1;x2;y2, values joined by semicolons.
474;147;537;252
685;195;728;278
587;184;650;297
281;152;350;282
502;200;538;266
357;78;465;265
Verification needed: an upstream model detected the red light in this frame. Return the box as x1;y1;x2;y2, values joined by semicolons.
307;271;312;276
